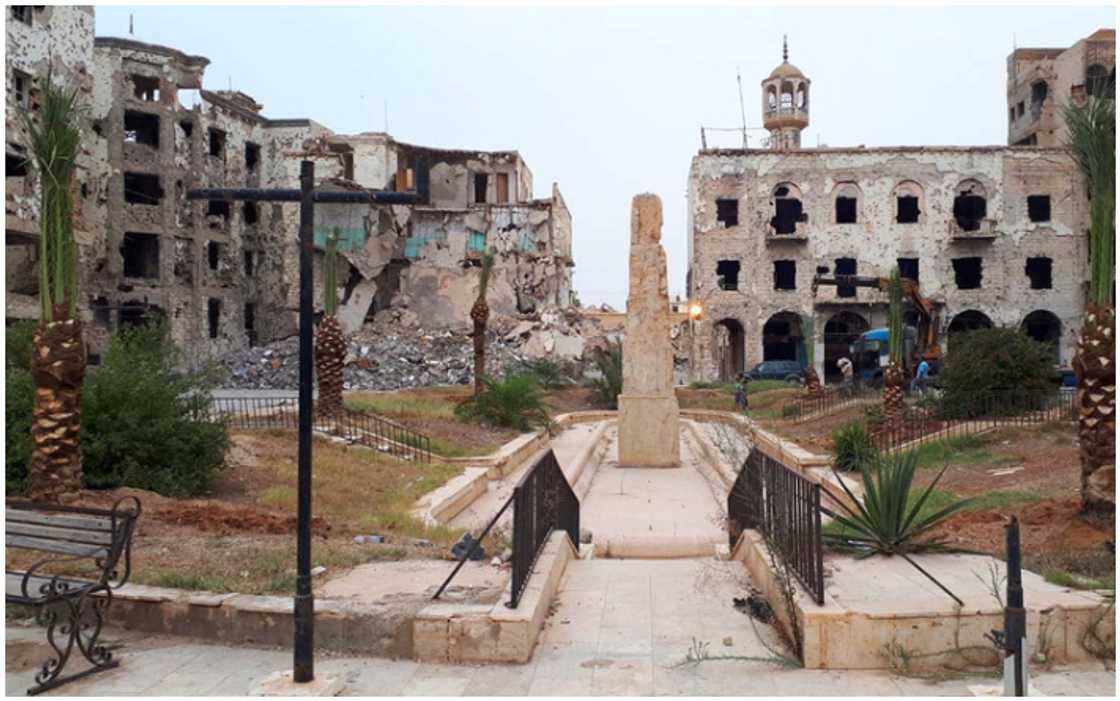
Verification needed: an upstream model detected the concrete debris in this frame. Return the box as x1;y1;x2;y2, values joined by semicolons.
219;305;623;391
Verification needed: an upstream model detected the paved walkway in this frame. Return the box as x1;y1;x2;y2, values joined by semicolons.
6;624;1114;696
581;426;725;557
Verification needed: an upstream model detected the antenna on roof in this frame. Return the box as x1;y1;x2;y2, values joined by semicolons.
783;34;789;62
736;66;747;148
384;99;389;134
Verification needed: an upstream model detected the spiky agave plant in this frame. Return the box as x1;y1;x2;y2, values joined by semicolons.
882;268;907;425
1064;84;1116;517
22;77;85;501
315;231;346;416
470;250;496;396
800;313;822;394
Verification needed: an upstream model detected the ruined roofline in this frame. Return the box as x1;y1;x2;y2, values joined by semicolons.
391;138;522;162
94;36;210;67
1009;47;1065;60
200;90;313;129
696;144;1070;157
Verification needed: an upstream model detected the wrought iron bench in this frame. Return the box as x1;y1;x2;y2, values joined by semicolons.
5;497;141;695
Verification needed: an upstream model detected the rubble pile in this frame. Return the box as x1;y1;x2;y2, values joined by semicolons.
218;306;620;391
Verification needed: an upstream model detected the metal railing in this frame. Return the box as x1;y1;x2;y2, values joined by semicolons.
510;449;580;608
728;449;825;605
871;389;1076;453
206;396;432;463
793;384;879;421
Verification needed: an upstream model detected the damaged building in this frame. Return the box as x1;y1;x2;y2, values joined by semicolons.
5;7;574;365
687;34;1110;383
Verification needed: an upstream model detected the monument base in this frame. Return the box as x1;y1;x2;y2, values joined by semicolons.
617;394;680;467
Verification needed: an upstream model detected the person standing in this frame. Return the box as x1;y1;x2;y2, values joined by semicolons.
911;358;930;395
837;356;854;395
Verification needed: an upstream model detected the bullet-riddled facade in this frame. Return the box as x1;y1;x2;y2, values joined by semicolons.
687;41;1094;384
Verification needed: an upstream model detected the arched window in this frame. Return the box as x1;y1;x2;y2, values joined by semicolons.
780;81;794;110
767;86;777;112
953;180;987;232
833;183;861;224
795;83;808;110
1086;64;1109;97
770;183;805;235
893;181;923;224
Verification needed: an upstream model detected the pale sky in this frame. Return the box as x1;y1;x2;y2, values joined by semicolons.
95;4;1115;309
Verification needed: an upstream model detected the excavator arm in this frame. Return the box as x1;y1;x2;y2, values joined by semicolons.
810;272;942;364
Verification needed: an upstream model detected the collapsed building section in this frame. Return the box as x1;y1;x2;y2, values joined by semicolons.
5;10;574;366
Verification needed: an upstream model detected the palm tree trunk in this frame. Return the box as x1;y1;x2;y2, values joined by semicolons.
28;312;84;501
1075;304;1116;515
473;318;486;396
315;315;345;416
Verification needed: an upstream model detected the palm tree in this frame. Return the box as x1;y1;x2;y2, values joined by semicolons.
470;251;496;396
315;232;346;416
800;313;822;394
23;78;84;502
1064;84;1115;517
882;269;906;425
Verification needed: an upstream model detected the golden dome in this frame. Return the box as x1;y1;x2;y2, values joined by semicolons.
768;61;805;80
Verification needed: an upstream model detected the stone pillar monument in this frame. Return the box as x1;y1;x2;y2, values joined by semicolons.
617;194;680;467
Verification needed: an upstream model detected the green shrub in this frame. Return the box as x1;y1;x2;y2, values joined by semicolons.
508;357;574;390
455;374;550;431
587;340;623;410
938;328;1059;418
863;404;886;426
831;420;879;472
825;450;973;555
5;367;34;494
6;319;36;371
781;404;802;419
81;322;228;496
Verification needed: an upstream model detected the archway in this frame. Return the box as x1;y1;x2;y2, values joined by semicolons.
762;311;803;363
713;318;745;382
1021;310;1061;364
947;310;993;355
823;312;869;382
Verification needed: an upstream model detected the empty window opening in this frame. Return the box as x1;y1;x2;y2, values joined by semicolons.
342;152;354;180
208;299;221;339
948;310;993;337
207;200;230;228
6;145;28;177
10;6;32;24
773;260;796;290
716;198;739;227
953;184;987;231
762;312;803;362
123;172;162;205
1016;101;1025;119
834;258;857;297
208;241;222;271
124;110;160;148
120;232;160;279
243;250;256;277
1086;64;1110;97
1015;134;1038;146
495;173;510;204
244;303;257;347
474;173;488;204
835;196;857;224
897;195;920;223
208;128;226;158
716;260;740;291
178;120;194;139
1030;81;1048;118
1021;310;1061;363
897;257;919;283
1027;195;1051;222
952;257;983;289
1009;107;1015;124
242;201;259;226
120;302;162;329
771;185;806;235
91;296;112;327
1025;257;1052;289
245;141;260;171
132;74;160;102
12;70;30;107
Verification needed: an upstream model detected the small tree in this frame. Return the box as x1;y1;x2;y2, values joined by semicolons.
882;269;907;425
937;327;1058;418
588;339;624;409
315;232;346;415
470;251;496;396
1064;82;1116;517
23;77;85;501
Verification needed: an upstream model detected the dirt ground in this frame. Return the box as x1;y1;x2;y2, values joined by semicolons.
758;403;870;455
915;425;1113;574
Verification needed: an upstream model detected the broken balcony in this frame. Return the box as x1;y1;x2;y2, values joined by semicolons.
948;217;998;240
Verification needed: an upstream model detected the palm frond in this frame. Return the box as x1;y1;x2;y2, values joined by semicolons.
323;229;340;316
1063;89;1116;307
887;268;903;364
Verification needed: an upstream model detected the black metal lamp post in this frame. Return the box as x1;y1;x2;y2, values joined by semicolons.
187;160;422;682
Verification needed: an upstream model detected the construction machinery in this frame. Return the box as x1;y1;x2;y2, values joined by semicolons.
810;272;943;370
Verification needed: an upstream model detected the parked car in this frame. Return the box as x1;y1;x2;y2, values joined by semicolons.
745;360;804;383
